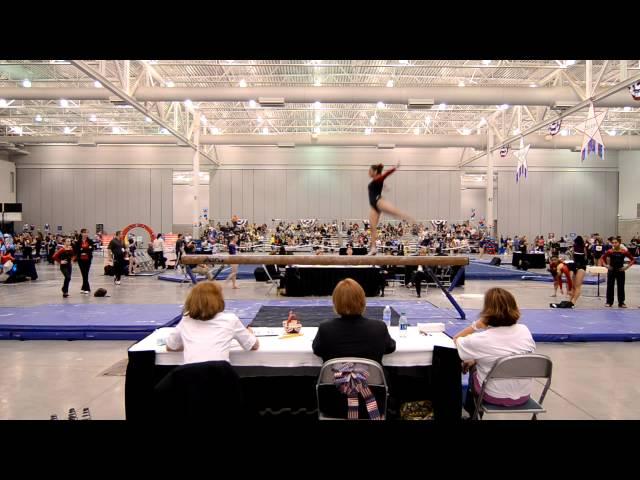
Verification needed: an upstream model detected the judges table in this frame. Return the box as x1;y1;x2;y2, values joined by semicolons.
126;326;461;420
511;251;546;269
283;265;381;296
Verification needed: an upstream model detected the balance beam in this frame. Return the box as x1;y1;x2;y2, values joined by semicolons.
180;254;469;267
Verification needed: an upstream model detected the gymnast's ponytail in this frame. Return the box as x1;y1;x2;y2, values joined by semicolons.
370;163;384;175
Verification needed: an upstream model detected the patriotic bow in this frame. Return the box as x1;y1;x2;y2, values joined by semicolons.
548;119;562;136
630;81;640;101
332;363;381;420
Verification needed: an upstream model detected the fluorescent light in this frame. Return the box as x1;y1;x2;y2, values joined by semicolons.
461;128;471;135
313;101;322;109
399;60;409;64
315;114;321;123
438;103;446;110
165;80;175;87
313;127;320;134
0;99;7;108
11;126;23;135
63;127;72;134
530;83;538;88
369;115;376;125
184;99;193;108
386;79;394;88
145;116;152;123
112;126;121;134
623;106;631;112
458;80;465;87
239;79;247;88
249;99;257;108
513;128;521;135
607;130;617;136
498;104;509;110
261;127;269;135
60;99;69;108
209;127;220;135
22;79;32;88
482;60;491;65
94;80;102;88
148;60;159;65
414;127;420;135
560;129;569;136
257;116;263;123
376;101;385;109
364;127;372;135
479;117;487;126
160;128;170;134
425;115;432;124
314;80;321;87
89;114;97;122
35;114;42;122
565;60;576;66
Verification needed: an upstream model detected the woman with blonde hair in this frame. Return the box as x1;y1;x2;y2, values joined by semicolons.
312;278;396;363
166;281;258;364
454;287;536;413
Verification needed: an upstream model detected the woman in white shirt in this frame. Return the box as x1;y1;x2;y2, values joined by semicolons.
152;233;166;270
454;287;536;415
166;281;259;364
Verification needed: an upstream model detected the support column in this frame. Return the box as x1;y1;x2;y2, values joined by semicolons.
192;114;201;240
486;131;495;238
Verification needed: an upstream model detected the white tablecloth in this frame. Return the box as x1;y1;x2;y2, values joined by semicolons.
129;327;455;368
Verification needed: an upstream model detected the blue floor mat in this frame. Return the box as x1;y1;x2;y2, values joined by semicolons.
0;304;183;340
444;308;640;342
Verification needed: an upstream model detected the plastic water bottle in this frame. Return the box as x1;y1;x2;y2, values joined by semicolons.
399;312;408;337
382;305;392;329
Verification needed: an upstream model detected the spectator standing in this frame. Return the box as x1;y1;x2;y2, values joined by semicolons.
74;228;95;294
109;231;126;285
52;238;76;298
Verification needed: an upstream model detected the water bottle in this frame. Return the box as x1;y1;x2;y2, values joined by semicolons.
399;312;408;337
382;305;391;329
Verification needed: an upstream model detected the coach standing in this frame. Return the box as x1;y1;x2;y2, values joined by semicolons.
74;228;95;294
600;236;635;308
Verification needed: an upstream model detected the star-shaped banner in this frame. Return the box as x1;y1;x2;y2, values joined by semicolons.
573;103;606;161
513;140;530;184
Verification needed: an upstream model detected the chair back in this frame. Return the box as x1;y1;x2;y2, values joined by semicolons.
153;360;244;421
487;354;552;380
316;357;388;420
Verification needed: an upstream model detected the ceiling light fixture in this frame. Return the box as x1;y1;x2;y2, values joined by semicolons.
461;128;471;135
184;99;193;108
35;114;42;122
482;60;491;65
376;101;385;109
89;114;97;122
399;60;409;64
438;103;446;110
369;115;376;125
210;127;220;135
160;128;170;134
22;79;31;88
11;126;23;135
458;80;465;87
63;127;72;134
257;116;263;123
425;115;432;124
314;101;322;109
313;127;320;134
249;99;257;108
364;127;372;135
145;116;152;123
607;130;617;136
112;126;121;134
386;79;394;88
94;80;102;88
560;129;569;136
261;127;269;135
414;127;420;135
0;99;7;108
314;80;321;87
165;80;175;87
60;99;69;108
623;106;631;112
239;79;247;88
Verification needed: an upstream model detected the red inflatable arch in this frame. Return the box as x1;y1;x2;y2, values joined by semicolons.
122;223;155;240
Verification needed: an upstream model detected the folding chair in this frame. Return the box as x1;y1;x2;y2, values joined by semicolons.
316;357;388;420
471;354;552;420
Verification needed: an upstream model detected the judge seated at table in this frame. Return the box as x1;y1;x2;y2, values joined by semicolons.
312;278;396;364
166;281;259;364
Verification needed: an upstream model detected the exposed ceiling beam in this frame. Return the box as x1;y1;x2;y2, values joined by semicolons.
459;71;640;167
68;60;218;166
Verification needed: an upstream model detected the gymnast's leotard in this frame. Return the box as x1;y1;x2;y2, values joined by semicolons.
368;167;396;213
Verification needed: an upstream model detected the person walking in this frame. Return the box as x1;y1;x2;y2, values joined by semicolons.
600;236;636;308
108;231;126;285
52;238;76;298
74;228;95;294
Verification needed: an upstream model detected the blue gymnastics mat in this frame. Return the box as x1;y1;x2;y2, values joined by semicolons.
0;304;183;340
467;261;604;284
157;264;256;283
444;308;640;342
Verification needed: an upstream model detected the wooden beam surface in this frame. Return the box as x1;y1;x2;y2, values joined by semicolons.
181;254;469;267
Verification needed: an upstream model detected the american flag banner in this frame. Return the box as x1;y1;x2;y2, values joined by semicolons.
499;146;509;157
581;138;605;161
630;81;640;101
332;363;381;420
548;119;562;136
470;208;476;220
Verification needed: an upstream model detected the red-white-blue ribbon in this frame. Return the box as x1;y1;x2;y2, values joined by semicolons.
332;363;381;420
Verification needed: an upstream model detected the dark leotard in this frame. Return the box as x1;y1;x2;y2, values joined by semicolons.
368;167;396;213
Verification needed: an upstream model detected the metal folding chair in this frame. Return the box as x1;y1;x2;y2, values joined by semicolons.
471;354;552;420
316;357;388;420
